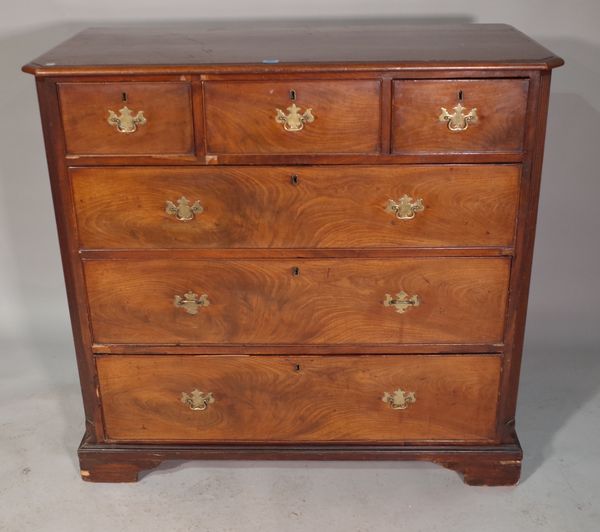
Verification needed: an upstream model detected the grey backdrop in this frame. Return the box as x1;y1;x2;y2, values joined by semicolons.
1;2;599;531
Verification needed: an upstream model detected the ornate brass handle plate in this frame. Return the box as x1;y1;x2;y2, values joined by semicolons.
439;103;478;131
181;389;214;411
382;389;416;410
166;196;203;221
384;291;420;314
107;106;147;133
174;291;210;315
275;103;315;131
386;194;425;220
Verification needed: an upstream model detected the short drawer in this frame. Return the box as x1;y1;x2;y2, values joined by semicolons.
58;82;194;156
97;354;501;442
392;79;529;155
85;257;510;346
204;80;381;154
71;165;519;249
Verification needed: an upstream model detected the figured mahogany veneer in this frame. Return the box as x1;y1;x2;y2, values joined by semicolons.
71;165;520;249
97;355;501;443
23;23;563;485
84;257;510;346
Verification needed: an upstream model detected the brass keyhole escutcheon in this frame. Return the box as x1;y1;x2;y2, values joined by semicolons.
291;266;300;277
290;174;300;186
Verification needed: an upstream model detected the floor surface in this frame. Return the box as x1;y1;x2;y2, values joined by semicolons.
1;333;599;532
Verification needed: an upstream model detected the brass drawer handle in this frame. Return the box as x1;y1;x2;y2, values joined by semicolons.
275;103;315;131
384;291;420;314
439;103;478;131
174;291;210;315
166;196;204;221
181;389;215;411
107;106;147;133
386;195;424;220
382;389;416;410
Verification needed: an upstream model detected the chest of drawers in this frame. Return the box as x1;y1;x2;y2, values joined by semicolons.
23;23;563;485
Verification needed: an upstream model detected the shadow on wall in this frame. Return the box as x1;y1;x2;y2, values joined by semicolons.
525;36;600;352
505;36;600;481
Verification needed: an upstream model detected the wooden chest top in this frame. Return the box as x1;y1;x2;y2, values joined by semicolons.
23;22;562;75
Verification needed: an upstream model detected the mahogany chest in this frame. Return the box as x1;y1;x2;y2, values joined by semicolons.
23;23;563;485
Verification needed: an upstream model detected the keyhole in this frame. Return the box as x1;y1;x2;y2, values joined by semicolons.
291;266;300;277
289;89;297;101
122;92;128;102
293;363;301;372
290;174;299;186
458;90;464;102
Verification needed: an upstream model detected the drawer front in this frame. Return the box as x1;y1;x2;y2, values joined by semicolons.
72;165;519;249
85;258;510;345
58;82;194;156
97;354;501;442
204;81;381;154
392;79;529;155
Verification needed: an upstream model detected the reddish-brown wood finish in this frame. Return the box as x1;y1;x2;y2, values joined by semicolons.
58;82;194;156
392;79;529;155
71;165;520;249
97;355;501;443
204;80;381;154
84;258;510;346
23;23;563;485
23;23;562;75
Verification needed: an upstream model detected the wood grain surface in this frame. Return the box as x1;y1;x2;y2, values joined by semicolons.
392;79;529;154
71;165;520;250
204;80;381;154
23;23;563;76
58;82;194;156
84;257;510;345
97;354;502;442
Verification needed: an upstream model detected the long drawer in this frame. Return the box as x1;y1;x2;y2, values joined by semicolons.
84;257;510;346
71;165;520;249
97;354;502;442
